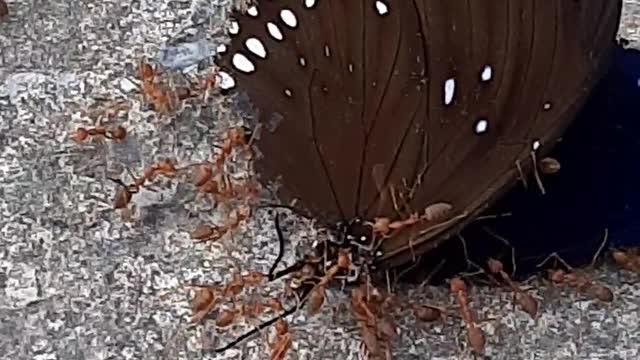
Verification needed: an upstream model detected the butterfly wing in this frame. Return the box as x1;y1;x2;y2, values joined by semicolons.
376;0;622;267
216;0;622;266
216;0;429;225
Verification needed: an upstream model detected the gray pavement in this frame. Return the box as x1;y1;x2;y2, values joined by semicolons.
0;1;638;359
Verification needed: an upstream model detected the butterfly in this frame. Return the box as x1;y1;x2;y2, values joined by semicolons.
215;0;622;269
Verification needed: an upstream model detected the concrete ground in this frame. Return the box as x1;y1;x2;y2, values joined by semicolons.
0;1;638;359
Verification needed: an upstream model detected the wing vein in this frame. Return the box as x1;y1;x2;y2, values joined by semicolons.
308;69;345;219
355;11;404;214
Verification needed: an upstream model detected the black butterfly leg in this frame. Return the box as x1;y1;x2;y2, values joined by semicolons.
268;212;286;279
266;212;310;282
212;284;314;353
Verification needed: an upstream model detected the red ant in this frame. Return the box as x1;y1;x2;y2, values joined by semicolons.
70;125;127;144
450;277;485;355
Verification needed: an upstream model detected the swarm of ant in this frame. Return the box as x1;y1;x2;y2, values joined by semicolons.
66;54;637;360
67;53;258;220
102;122;258;226
182;214;453;359
177;195;544;359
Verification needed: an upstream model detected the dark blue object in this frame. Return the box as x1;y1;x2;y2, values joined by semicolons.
480;44;640;272
576;44;640;251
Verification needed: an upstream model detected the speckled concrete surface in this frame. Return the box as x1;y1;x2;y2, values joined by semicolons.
0;1;638;360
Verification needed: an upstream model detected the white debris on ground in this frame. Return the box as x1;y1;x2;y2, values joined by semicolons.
0;1;638;360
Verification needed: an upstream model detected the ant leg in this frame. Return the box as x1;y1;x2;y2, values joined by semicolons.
107;177;129;188
107;175;142;194
266;213;315;282
125;167;142;187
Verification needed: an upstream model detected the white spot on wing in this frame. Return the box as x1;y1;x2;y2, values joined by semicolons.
305;0;317;8
232;53;256;73
216;44;228;54
266;22;284;41
475;119;488;134
229;20;240;35
444;78;455;105
245;37;267;58
280;9;298;28
217;71;236;90
532;140;541;151
375;1;389;15
247;5;259;17
481;65;493;81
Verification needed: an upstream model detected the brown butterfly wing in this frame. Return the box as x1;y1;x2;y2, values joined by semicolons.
377;0;622;267
216;0;429;225
216;0;622;267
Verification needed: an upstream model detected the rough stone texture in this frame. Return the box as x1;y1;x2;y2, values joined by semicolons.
0;1;638;360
